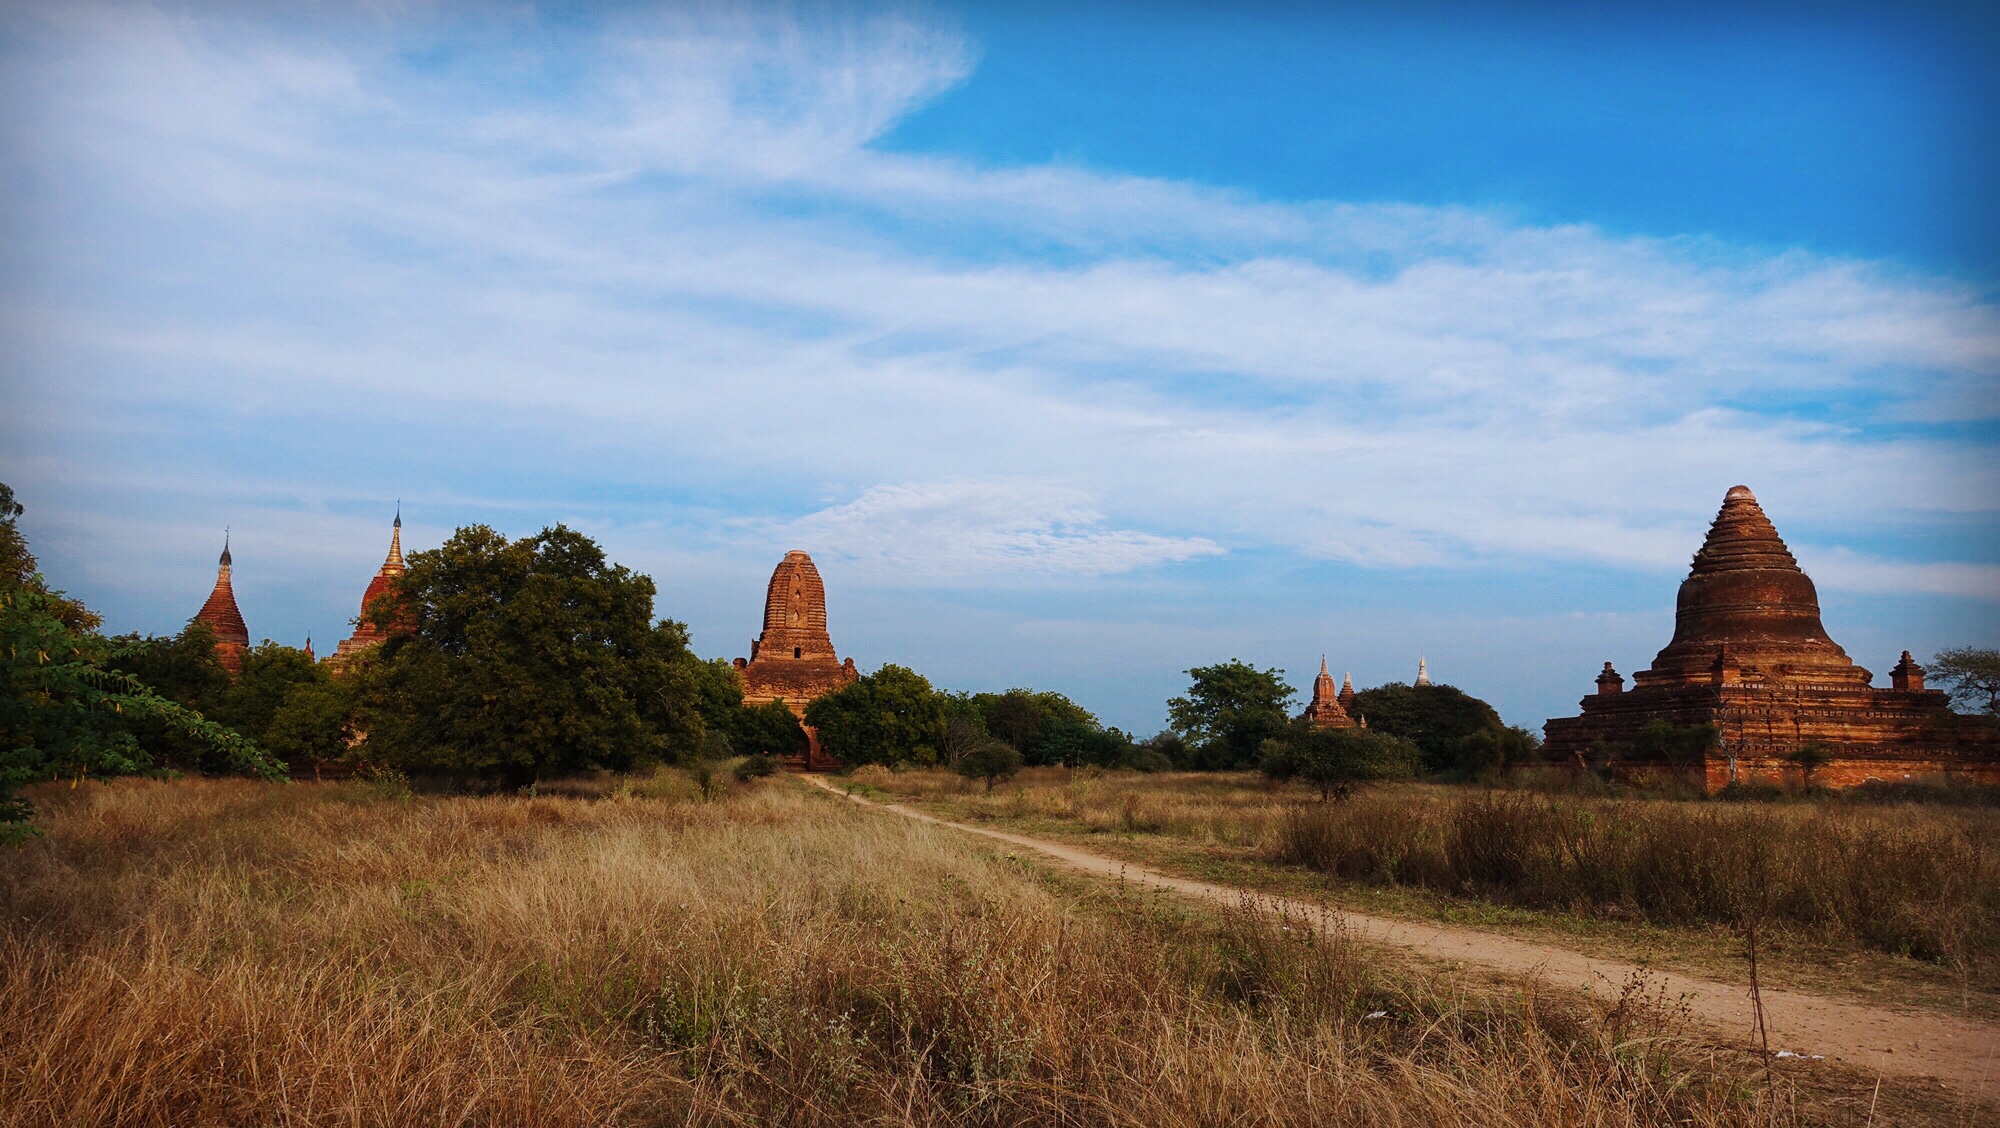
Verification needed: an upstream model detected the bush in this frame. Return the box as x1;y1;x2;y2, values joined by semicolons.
955;742;1024;791
1121;747;1176;773
733;755;780;782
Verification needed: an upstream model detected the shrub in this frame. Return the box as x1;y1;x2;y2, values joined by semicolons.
954;741;1024;791
733;755;780;782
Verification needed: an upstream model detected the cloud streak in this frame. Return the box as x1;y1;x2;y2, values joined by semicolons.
0;1;1994;674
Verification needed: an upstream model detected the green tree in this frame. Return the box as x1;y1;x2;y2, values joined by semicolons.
1167;661;1295;770
805;663;949;767
1456;724;1542;780
0;484;98;633
1931;647;2000;716
214;641;323;744
1261;719;1420;800
264;675;359;771
955;740;1024;791
357;524;705;785
972;688;1102;765
2;485;281;835
688;657;748;749
734;699;808;760
1349;682;1505;774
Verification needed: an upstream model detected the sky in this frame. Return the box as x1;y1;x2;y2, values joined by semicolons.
2;0;1996;736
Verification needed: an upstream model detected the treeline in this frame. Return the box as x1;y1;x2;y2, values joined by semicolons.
3;479;1547;833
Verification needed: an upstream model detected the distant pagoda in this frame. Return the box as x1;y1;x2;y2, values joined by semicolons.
325;511;411;674
192;535;250;675
735;550;858;770
1300;657;1359;729
1543;486;1999;790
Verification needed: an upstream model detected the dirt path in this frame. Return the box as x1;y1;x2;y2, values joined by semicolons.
805;776;2000;1099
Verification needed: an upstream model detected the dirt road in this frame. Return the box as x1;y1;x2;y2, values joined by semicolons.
806;776;2000;1099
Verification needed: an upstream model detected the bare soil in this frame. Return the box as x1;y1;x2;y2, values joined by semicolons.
809;775;2000;1101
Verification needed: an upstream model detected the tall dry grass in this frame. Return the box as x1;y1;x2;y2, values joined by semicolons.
1;773;1838;1125
869;767;2000;983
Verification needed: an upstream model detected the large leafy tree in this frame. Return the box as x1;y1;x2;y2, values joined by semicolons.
1167;661;1295;770
2;484;281;835
356;523;704;784
1260;718;1420;800
970;688;1129;767
1931;647;2000;716
1349;681;1505;774
806;663;949;767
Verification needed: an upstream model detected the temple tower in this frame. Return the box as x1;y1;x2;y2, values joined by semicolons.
326;511;411;673
736;550;859;770
1337;672;1357;713
193;535;249;675
1544;486;1998;790
1301;656;1358;729
1415;657;1432;687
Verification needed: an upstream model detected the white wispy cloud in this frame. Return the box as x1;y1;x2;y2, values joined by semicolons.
767;481;1223;580
0;0;1994;611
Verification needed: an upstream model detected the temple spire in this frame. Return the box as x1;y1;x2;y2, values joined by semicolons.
1415;656;1431;687
194;532;249;676
385;505;405;571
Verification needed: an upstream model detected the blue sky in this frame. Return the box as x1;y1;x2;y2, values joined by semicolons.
2;1;1995;735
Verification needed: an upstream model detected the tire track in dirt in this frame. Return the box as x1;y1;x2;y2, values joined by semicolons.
805;775;2000;1099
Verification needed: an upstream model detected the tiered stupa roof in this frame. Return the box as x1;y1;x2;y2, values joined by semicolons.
1543;485;1997;791
194;536;249;675
1634;485;1866;688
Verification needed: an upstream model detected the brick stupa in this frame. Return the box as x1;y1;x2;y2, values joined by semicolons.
325;512;411;674
1543;486;2000;790
1300;657;1359;729
193;536;249;676
735;550;857;770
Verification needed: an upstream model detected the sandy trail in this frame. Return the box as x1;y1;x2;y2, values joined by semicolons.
806;775;2000;1099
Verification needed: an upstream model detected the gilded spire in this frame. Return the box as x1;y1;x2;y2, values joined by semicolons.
384;507;405;573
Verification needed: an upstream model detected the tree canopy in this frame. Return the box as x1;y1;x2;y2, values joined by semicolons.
1260;718;1420;799
354;523;704;784
1167;661;1294;770
805;664;949;767
1931;647;2000;717
1348;682;1506;774
2;484;282;836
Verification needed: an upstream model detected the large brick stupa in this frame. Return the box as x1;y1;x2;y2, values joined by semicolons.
735;550;857;770
1543;486;1999;790
193;536;250;675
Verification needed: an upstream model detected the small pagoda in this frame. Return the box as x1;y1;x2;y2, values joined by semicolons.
1300;657;1359;729
735;550;858;770
1543;486;1999;790
192;536;250;676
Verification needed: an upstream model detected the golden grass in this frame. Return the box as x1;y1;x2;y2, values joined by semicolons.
0;772;1940;1125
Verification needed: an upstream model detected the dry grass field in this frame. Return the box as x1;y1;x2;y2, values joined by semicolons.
860;769;2000;1006
4;771;1968;1126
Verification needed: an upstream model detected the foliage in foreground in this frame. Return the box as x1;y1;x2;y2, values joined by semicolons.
0;776;1829;1126
1;484;283;835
